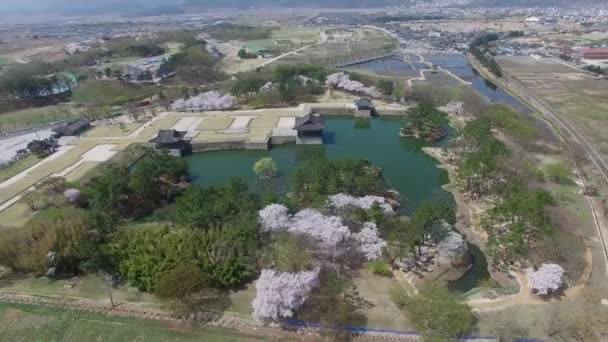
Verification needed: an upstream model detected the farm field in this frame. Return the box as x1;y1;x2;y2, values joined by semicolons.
278;28;396;65
239;27;321;53
496;56;608;158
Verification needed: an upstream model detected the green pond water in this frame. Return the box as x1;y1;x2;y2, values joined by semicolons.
184;115;489;292
185;116;450;211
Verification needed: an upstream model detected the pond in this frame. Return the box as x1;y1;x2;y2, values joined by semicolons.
422;53;534;114
185;116;487;293
447;243;491;294
185;116;450;212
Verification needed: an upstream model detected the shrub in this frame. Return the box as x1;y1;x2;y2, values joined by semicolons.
155;264;211;303
0;207;92;275
253;157;278;179
110;220;257;291
175;180;258;228
368;261;392;277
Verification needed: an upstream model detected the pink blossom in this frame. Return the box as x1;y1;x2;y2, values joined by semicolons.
328;193;393;213
252;268;320;320
325;72;382;97
258;204;291;232
526;263;564;296
63;188;81;203
353;222;387;260
170;91;236;111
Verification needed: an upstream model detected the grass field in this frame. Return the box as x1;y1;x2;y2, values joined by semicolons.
71;80;155;106
0;274;161;305
352;269;412;330
0;105;80;131
0;202;34;229
242;39;279;53
0;303;267;342
0;155;41;183
84;123;144;138
272;27;321;43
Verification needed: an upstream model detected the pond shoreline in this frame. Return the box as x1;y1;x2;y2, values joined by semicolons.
421;146;517;294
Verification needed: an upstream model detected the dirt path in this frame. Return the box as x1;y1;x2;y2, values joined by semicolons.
406;54;470;87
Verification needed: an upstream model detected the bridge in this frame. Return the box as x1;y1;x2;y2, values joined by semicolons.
328;50;398;68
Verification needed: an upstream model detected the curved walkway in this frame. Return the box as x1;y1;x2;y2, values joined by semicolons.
406;54;471;87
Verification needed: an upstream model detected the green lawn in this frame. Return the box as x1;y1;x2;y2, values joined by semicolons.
242;39;280;53
0;302;268;342
71;80;155;106
0;105;80;132
0;154;41;183
83;123;144;137
271;27;321;44
0;274;159;305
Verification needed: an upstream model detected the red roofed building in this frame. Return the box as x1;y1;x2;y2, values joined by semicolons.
580;48;608;60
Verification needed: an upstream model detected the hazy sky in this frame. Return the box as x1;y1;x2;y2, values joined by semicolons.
0;0;178;13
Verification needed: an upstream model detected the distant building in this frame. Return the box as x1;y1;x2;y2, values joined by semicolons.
293;112;325;145
524;17;542;23
149;130;190;156
52;118;90;137
580;48;608;60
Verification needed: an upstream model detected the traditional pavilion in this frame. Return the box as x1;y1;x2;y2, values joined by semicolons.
149;130;190;155
293;112;325;145
354;98;375;118
52;118;90;137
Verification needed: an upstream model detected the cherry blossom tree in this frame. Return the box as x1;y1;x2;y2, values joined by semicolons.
252;268;320;320
259;82;274;93
328;193;393;213
290;209;351;251
258;204;291;232
258;205;350;253
63;188;81;204
325;72;381;97
354;222;387;260
170;91;236;111
526;263;564;296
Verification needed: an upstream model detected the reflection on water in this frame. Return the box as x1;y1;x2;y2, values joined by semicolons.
448;243;491;294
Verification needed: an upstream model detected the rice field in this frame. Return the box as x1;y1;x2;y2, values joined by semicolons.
497;55;608;159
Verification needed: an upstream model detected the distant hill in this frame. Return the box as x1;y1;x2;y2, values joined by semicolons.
469;0;600;7
186;0;599;8
185;0;400;8
3;0;601;16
